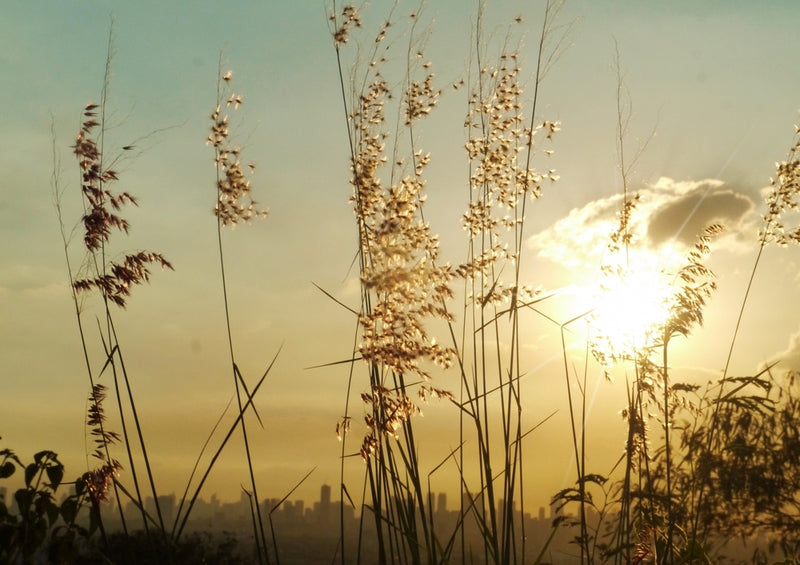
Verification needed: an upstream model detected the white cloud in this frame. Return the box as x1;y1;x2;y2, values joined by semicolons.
528;177;759;269
766;328;800;373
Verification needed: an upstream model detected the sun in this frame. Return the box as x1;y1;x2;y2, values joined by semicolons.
582;247;682;362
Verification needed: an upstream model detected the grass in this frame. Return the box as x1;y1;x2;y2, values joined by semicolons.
3;2;800;564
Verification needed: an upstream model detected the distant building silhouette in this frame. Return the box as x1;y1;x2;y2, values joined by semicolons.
437;492;447;514
316;483;332;525
1;481;593;564
158;493;176;527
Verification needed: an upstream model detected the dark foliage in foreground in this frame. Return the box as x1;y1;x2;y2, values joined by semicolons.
93;530;248;565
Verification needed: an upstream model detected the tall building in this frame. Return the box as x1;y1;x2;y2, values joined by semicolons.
318;484;332;524
461;492;474;513
158;493;176;527
437;492;447;514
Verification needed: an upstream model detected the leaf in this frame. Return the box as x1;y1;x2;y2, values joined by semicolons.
24;463;38;487
60;496;78;525
578;473;608;487
0;461;15;479
33;450;57;465
43;496;60;527
88;502;102;536
15;487;33;515
75;475;87;498
46;463;64;489
0;448;22;467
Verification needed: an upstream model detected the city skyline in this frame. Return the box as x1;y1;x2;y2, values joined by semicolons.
0;481;565;527
1;480;583;563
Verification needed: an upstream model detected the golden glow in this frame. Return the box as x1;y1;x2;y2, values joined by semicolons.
582;247;682;361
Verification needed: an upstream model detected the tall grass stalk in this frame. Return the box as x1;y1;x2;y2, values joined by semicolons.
328;2;567;563
548;43;729;563
689;118;800;549
172;351;279;544
55;25;173;544
206;59;271;564
453;1;565;562
53;119;128;539
51;27;285;562
330;3;457;562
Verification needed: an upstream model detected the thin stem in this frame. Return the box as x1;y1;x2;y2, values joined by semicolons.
212;55;270;565
662;336;673;565
690;237;766;542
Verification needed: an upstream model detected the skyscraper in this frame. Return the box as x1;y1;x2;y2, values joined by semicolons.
318;483;332;524
437;492;447;514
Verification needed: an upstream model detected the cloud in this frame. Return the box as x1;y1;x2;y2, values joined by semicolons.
766;328;800;373
645;178;754;247
527;194;620;269
528;177;758;269
0;263;65;296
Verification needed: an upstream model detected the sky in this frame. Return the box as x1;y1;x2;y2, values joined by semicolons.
3;0;800;517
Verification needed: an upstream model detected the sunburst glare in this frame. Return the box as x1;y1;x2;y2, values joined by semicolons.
583;246;684;362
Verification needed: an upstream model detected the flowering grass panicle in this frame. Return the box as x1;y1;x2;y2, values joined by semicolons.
666;223;723;339
619;402;649;471
346;38;455;384
331;3;362;46
762;125;800;246
460;48;558;305
449;16;569;562
349;71;456;468
359;385;419;459
72;103;173;308
87;384;120;462
82;462;122;505
204;64;273;563
83;384;123;505
208;70;267;227
403;54;440;125
329;13;467;562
